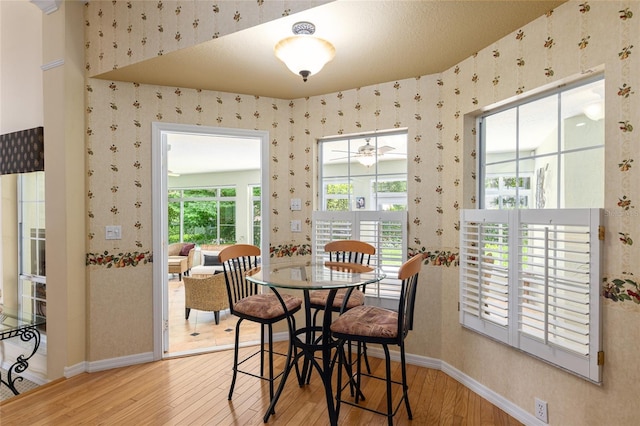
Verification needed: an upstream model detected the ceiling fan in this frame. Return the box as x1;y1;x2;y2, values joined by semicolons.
332;138;405;167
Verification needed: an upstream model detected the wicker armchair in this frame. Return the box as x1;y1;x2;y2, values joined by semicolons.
184;274;229;324
168;242;196;280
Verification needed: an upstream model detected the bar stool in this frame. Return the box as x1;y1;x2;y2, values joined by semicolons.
306;240;375;383
330;253;423;425
219;244;302;414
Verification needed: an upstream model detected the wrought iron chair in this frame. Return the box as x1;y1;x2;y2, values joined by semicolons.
307;239;376;382
330;253;423;425
219;244;302;412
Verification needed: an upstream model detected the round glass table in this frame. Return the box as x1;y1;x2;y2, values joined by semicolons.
246;260;385;425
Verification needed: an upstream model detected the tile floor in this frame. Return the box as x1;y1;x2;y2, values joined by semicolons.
167;277;260;354
0;368;39;402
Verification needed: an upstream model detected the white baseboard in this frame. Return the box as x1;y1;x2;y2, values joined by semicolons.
85;352;155;374
64;361;88;378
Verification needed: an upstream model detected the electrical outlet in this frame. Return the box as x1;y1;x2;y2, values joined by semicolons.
535;398;548;423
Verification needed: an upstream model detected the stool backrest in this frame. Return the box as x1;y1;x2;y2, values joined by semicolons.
397;254;424;339
324;240;375;266
219;244;261;314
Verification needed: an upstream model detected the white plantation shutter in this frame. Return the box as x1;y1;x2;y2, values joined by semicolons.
460;208;603;383
517;209;603;382
459;210;514;345
313;211;407;302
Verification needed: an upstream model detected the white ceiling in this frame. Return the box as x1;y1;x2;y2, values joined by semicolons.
97;0;566;100
114;0;566;175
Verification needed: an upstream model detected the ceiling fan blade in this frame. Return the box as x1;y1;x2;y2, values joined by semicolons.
377;145;395;154
331;149;357;154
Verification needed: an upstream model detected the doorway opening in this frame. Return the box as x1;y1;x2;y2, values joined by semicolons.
151;123;269;359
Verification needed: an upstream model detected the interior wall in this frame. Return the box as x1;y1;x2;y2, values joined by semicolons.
42;0;87;379
76;1;640;425
441;2;639;425
0;0;43;133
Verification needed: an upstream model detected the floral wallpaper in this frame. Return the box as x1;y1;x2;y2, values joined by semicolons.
83;1;640;296
79;1;640;423
84;0;326;77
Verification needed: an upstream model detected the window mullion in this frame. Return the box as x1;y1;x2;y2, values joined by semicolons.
556;92;562;208
509;209;519;346
515;107;520;207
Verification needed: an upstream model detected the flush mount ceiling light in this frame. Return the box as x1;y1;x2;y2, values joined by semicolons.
274;21;335;82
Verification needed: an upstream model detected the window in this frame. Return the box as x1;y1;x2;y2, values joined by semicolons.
312;210;407;308
317;130;408;304
168;187;236;244
465;76;605;382
18;171;46;321
319;131;408;212
479;76;604;209
250;185;261;247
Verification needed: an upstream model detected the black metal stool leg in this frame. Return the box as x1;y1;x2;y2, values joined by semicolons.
228;318;244;400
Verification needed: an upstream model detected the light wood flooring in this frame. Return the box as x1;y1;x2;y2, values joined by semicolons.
0;340;523;425
167;277;259;354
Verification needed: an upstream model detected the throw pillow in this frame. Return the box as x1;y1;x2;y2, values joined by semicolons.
179;243;195;256
203;254;221;266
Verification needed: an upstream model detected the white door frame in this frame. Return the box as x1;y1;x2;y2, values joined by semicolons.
151;122;270;360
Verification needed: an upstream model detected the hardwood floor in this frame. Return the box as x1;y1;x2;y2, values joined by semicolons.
0;341;523;425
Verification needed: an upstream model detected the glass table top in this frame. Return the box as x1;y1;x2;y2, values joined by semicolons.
0;306;46;334
246;261;386;290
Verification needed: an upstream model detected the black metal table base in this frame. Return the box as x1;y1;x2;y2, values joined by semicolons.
263;288;347;425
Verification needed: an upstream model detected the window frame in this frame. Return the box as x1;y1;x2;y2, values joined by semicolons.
467;75;606;383
168;185;237;244
318;130;408;212
18;171;47;320
478;74;604;210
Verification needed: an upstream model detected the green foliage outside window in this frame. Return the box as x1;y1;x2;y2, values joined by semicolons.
327;183;351;194
252;186;261;246
375;180;407;193
168;188;237;244
325;182;351;211
326;199;349;211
